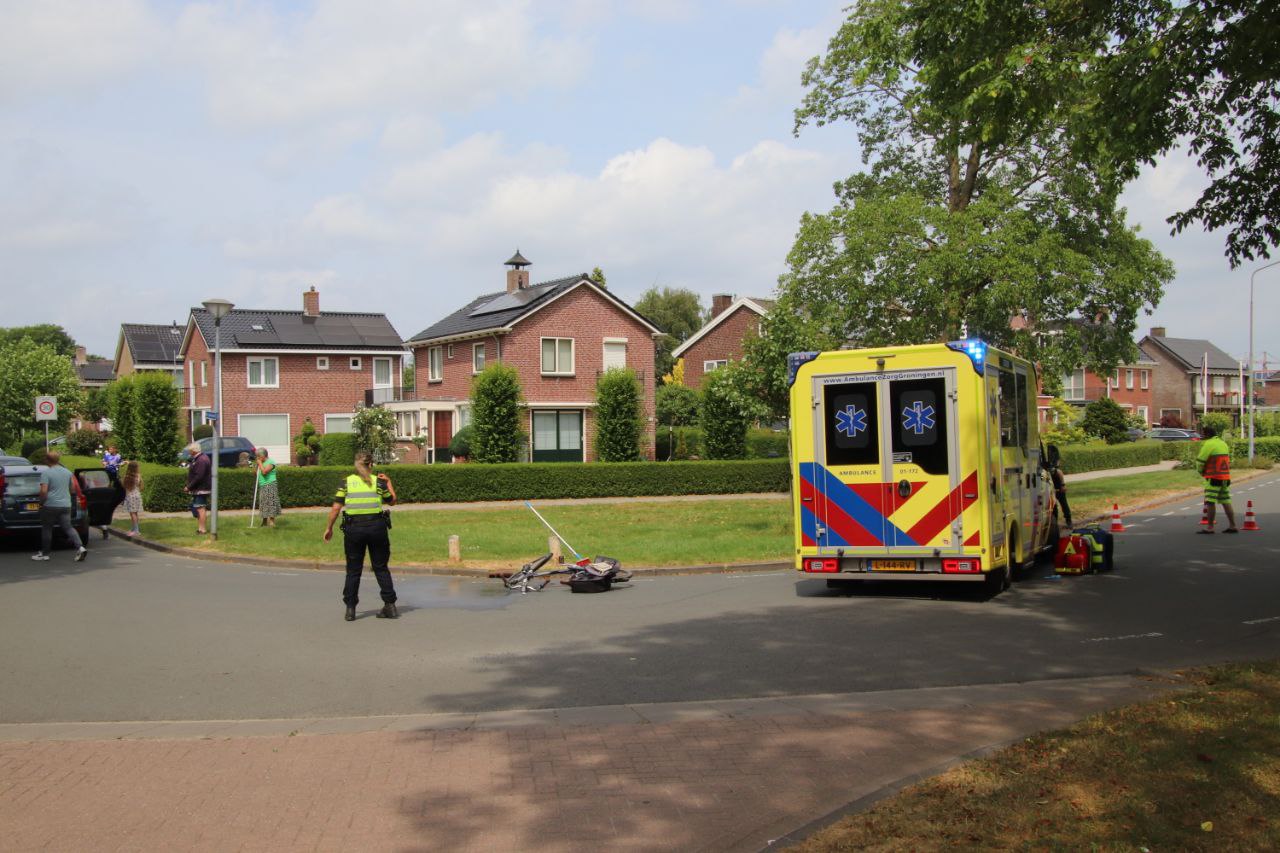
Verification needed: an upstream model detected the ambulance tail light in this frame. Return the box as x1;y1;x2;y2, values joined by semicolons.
804;558;839;573
942;557;982;573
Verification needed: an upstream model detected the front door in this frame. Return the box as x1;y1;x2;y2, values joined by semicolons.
531;411;584;462
433;411;453;463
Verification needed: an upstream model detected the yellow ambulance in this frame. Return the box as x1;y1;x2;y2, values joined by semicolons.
788;340;1056;592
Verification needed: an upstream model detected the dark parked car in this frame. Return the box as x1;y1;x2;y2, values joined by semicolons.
1145;428;1200;442
0;460;117;546
178;436;256;468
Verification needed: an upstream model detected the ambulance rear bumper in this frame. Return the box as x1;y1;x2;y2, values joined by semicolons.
818;572;988;583
799;555;989;581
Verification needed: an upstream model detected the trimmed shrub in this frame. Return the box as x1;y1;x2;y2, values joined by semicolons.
352;405;397;462
746;428;788;459
27;447;51;465
1199;411;1232;438
107;377;137;458
138;459;791;511
656;383;699;427
193;423;214;440
132;371;183;464
1081;397;1130;444
293;418;321;464
1057;441;1162;474
701;369;753;459
65;428;102;456
449;425;474;459
471;363;524;463
657;426;702;460
595;368;642;462
21;435;45;457
316;432;356;467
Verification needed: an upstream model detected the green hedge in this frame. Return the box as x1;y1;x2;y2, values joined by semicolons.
316;433;356;466
1057;441;1163;474
139;459;791;511
657;427;788;461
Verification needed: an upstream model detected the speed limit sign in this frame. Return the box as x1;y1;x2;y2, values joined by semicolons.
35;396;58;421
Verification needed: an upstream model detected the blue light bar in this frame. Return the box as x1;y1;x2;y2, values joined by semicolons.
946;339;987;374
787;351;820;387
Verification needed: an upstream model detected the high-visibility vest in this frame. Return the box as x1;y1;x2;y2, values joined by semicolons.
1203;454;1230;477
342;474;383;515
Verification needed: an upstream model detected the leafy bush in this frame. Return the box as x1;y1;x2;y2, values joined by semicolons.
65;428;102;456
293;418;321;464
137;459;791;511
656;383;699;427
657;426;702;460
21;436;46;457
595;368;642;462
1250;412;1280;437
27;447;51;465
193;424;214;440
701;366;763;459
1057;441;1163;474
316;432;356;467
106;377;137;457
1198;411;1232;438
1081;397;1130;444
471;363;524;463
352;405;397;462
449;424;474;458
1041;398;1087;446
132;371;183;464
746;428;789;459
1159;411;1185;428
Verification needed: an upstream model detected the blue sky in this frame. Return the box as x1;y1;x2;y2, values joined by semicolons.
2;0;1275;371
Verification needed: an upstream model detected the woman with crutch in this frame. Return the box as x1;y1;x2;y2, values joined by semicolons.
322;450;398;621
253;447;280;528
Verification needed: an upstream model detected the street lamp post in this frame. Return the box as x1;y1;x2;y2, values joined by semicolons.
1249;260;1280;462
202;298;234;539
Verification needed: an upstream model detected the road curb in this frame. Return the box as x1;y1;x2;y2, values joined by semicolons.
104;528;790;577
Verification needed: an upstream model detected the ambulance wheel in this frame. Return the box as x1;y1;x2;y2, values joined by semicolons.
985;565;1010;594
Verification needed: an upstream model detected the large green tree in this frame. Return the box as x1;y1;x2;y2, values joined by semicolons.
131;372;184;464
786;0;1173;385
0;324;77;359
634;287;705;379
0;339;83;448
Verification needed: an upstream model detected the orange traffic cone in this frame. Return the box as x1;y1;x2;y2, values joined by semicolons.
1199;504;1211;527
1109;503;1125;533
1242;500;1260;531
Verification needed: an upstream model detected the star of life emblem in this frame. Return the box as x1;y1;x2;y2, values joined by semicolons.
835;405;868;438
902;400;936;435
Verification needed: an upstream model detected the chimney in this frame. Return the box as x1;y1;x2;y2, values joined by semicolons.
1150;326;1166;338
303;286;320;317
505;249;531;293
711;294;733;319
74;345;87;365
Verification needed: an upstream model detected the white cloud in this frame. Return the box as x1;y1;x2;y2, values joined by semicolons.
0;0;161;101
730;24;828;112
175;0;589;129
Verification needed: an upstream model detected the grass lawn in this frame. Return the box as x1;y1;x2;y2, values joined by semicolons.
795;659;1280;851
1068;467;1268;522
135;498;794;569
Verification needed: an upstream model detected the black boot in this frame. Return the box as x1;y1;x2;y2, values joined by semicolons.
344;606;356;622
376;603;399;619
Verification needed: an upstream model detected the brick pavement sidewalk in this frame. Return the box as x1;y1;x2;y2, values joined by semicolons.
0;675;1177;852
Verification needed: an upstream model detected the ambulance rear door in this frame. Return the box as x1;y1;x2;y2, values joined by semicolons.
883;368;963;553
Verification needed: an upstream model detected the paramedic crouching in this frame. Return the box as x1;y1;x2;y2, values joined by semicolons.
323;451;399;621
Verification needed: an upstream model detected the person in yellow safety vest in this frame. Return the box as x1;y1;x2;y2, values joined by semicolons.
1195;423;1238;534
323;450;400;620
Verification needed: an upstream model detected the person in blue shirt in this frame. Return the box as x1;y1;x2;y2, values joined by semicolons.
32;450;87;562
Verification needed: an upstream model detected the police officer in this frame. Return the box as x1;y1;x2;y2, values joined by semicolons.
323;451;399;621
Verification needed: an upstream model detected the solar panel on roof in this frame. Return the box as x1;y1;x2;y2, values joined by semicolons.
468;287;547;317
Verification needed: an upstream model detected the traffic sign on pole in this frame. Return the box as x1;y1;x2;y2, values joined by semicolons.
35;396;58;422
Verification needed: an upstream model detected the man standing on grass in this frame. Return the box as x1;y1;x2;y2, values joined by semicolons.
31;450;87;562
184;442;212;535
1196;424;1238;534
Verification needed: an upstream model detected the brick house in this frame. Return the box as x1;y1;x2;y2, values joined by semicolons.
177;288;406;462
113;323;185;385
1055;345;1159;426
1138;327;1247;428
390;252;662;463
671;294;773;390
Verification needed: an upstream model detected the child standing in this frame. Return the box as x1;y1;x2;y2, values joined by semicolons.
121;461;144;536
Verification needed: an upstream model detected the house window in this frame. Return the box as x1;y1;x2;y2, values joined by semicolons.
1109;369;1120;388
1125;368;1134;389
349;357;362;370
200;361;208;387
531;410;583;462
428;346;443;382
373;357;393;388
1061;369;1085;401
317;357;329;370
541;338;574;375
1137;405;1149;425
472;343;485;374
457;405;472;428
447;344;454;359
603;340;627;371
394;410;420;439
704;359;728;373
1140;370;1149;390
324;414;354;433
247;357;279;388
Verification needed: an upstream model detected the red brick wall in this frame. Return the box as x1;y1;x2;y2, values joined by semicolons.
409;283;657;460
1082;367;1154;421
182;326;401;448
681;305;762;390
1142;342;1196;425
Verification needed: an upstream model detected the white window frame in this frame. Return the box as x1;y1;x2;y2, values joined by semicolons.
316;356;329;370
1140;370;1149;390
541;337;575;376
247;357;280;389
1137;405;1149;425
372;357;393;388
1062;369;1085;401
188;361;196;406
428;346;443;382
200;361;208;387
394;410;420;440
703;359;728;372
323;413;355;434
472;342;485;374
1125;368;1134;389
603;338;628;371
446;343;454;359
349;357;362;370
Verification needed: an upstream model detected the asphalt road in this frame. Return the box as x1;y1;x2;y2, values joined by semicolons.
3;474;1279;723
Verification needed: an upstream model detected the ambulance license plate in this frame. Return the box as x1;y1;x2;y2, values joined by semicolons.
870;559;915;572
